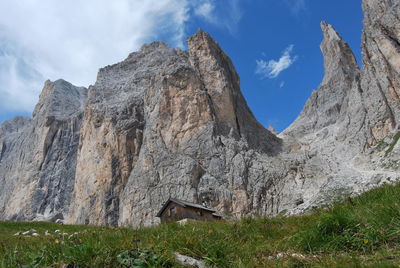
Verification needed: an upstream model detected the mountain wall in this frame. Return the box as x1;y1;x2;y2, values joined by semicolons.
0;80;87;221
0;0;399;226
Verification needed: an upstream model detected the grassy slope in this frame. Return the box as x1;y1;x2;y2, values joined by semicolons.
1;183;400;267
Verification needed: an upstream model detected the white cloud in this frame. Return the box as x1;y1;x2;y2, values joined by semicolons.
192;0;242;34
279;81;285;88
284;0;307;15
255;45;297;79
0;44;44;112
194;0;216;21
0;0;191;114
0;0;243;116
224;0;243;34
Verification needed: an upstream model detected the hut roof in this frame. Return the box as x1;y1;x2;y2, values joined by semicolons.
156;198;217;217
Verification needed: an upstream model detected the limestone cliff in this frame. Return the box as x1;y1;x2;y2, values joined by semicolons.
0;0;399;226
280;0;400;213
0;80;87;221
361;0;400;143
67;32;283;226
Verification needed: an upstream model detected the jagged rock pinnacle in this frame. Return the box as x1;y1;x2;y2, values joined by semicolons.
320;21;359;85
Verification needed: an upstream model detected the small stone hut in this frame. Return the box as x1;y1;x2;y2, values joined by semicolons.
156;198;222;223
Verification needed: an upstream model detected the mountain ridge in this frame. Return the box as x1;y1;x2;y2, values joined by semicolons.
0;0;399;227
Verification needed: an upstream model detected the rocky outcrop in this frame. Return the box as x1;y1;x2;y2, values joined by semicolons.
361;0;400;144
67;32;283;226
283;21;361;145
0;80;87;221
279;1;400;214
0;0;399;227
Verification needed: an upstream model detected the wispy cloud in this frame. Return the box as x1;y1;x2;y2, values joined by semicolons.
0;0;243;118
194;0;215;21
0;43;44;112
223;0;243;34
284;0;307;15
256;45;298;78
192;0;242;35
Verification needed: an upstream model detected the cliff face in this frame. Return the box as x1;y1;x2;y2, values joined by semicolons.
67;32;283;226
361;0;400;144
279;0;400;214
283;22;361;143
0;80;87;221
0;0;399;226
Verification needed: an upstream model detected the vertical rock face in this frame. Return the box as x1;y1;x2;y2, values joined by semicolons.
0;116;32;219
361;0;400;143
187;31;281;153
279;0;400;214
284;22;360;139
0;80;87;221
67;31;282;226
0;0;399;226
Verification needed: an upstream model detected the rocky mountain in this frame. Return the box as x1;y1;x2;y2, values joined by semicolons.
0;0;399;227
0;80;87;221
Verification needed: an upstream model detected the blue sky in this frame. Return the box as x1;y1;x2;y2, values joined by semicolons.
0;0;363;132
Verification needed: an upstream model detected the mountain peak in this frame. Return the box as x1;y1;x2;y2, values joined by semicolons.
320;21;341;41
320;22;359;85
32;79;87;120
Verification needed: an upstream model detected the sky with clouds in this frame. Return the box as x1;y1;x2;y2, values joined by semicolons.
255;45;297;79
0;0;363;131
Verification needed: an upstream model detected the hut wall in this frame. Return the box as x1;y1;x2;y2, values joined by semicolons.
159;202;217;223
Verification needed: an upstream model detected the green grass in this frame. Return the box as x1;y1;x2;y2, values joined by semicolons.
2;183;400;267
